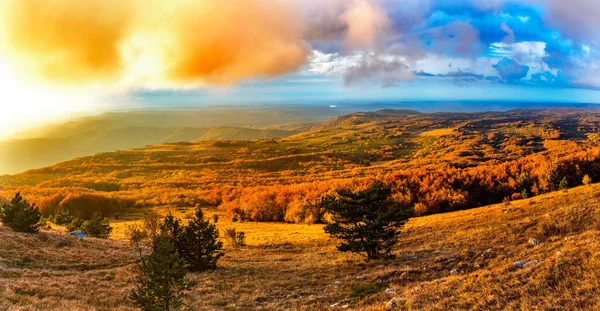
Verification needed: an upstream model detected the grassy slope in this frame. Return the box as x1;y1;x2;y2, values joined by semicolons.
2;183;600;310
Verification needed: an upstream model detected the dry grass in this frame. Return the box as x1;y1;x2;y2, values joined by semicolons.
3;184;600;310
418;128;456;137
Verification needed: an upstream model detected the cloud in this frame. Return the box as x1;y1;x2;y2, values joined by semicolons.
151;0;309;84
423;21;482;56
2;0;600;91
341;0;391;51
296;0;392;52
493;58;529;81
1;0;309;85
533;0;600;41
1;0;134;82
501;23;515;44
344;55;412;87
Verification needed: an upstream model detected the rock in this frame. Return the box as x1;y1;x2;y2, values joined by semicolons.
514;261;524;268
385;298;406;310
529;238;540;246
355;274;366;279
506;251;513;257
450;269;459;275
334;281;343;286
330;302;341;308
341;305;349;309
523;260;539;268
385;298;399;310
482;249;495;259
385;288;396;295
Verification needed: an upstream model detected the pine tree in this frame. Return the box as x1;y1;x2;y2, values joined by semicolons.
320;182;413;260
0;193;41;233
176;208;223;272
130;236;192;311
151;209;223;272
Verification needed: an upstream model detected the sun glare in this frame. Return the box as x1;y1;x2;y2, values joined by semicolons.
0;60;100;140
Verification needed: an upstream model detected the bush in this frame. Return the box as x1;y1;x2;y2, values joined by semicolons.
130;235;192;311
0;193;42;233
223;228;246;248
583;174;593;186
66;218;84;232
320;182;413;260
57;193;131;219
559;177;569;190
80;212;113;239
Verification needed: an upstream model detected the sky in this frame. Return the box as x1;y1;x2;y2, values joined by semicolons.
1;0;600;137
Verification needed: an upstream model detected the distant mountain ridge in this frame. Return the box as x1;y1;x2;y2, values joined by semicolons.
0;125;297;175
1;106;352;174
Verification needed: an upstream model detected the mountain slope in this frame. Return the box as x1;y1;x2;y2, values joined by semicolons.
0;126;296;175
1;184;599;310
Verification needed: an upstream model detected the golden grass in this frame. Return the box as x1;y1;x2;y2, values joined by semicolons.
418;128;456;137
3;184;600;310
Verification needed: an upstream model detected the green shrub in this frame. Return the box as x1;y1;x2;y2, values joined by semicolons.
80;212;113;239
66;218;84;232
0;193;41;233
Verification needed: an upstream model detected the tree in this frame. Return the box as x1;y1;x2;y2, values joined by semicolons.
583;174;593;186
0;193;41;233
80;212;113;238
130;236;192;311
135;209;223;273
320;182;413;260
175;208;223;272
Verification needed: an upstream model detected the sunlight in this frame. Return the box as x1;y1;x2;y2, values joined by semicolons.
0;60;99;140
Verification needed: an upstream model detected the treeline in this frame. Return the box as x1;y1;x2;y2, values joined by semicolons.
217;147;600;222
38;192;135;221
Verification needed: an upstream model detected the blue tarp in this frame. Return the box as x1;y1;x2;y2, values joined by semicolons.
70;231;87;238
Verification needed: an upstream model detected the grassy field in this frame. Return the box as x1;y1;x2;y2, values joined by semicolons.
2;183;600;310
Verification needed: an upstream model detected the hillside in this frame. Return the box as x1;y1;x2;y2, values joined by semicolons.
0;106;351;175
2;109;600;223
2;183;600;310
0;126;296;175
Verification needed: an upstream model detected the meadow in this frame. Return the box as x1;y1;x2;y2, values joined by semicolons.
2;183;600;310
